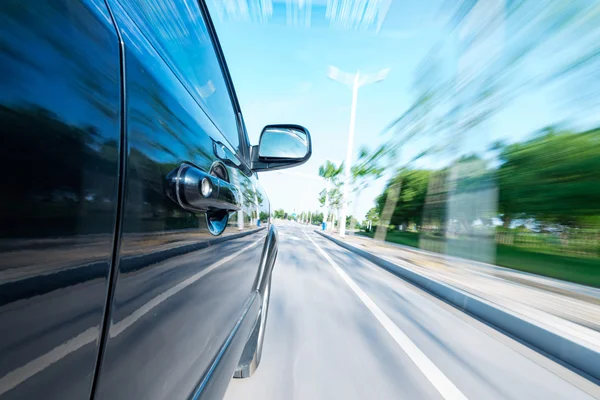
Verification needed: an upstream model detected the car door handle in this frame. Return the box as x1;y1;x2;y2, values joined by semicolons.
166;163;241;213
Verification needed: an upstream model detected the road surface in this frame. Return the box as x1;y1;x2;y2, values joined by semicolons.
224;222;600;400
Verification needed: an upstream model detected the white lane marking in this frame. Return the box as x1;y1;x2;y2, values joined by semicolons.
0;238;262;395
304;231;468;400
111;238;263;337
0;327;98;396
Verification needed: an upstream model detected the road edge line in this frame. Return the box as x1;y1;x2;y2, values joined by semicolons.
304;231;468;400
314;230;600;385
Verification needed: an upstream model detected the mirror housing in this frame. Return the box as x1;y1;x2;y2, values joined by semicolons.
250;124;312;172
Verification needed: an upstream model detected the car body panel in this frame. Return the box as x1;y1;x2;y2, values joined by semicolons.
0;0;121;398
91;1;270;399
0;1;277;399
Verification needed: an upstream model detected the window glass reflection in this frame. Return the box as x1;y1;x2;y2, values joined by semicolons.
119;0;239;147
259;128;308;158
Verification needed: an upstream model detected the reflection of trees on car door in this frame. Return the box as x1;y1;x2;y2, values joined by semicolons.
0;1;121;398
93;1;269;399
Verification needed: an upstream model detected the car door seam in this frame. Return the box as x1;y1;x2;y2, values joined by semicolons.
89;2;128;399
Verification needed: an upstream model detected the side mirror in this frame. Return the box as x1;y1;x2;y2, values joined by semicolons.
250;124;312;172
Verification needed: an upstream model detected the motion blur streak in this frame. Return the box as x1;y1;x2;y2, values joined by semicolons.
2;0;600;398
211;0;391;31
324;0;600;288
209;0;600;390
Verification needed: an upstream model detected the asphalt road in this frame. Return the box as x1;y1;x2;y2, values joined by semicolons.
224;222;600;400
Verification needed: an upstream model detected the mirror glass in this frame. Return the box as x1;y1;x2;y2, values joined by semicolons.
258;127;309;159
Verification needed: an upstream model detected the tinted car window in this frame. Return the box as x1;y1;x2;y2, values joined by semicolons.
120;0;240;148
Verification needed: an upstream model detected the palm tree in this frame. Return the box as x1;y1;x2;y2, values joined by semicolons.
318;160;344;229
318;160;344;182
349;147;384;234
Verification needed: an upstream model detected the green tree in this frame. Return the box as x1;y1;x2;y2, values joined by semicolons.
345;215;358;229
259;211;269;222
318;160;344;226
364;0;600;236
312;212;324;224
365;208;380;224
318;186;342;209
376;169;431;230
318;160;344;182
497;127;600;227
273;209;285;219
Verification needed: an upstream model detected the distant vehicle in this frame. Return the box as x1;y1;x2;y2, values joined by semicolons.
0;1;310;399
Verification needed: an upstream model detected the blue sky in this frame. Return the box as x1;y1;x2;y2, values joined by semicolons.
207;0;600;221
207;0;449;219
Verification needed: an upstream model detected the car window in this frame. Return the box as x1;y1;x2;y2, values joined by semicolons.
120;0;240;148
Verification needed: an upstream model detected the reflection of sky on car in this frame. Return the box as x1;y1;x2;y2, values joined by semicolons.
259;128;308;158
208;0;600;219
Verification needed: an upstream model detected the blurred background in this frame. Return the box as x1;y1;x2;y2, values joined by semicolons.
209;0;600;287
1;1;599;399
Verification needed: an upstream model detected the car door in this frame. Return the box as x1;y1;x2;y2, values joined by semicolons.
0;1;121;399
91;1;268;399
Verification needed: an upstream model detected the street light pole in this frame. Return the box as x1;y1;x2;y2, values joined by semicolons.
323;178;330;228
339;73;359;237
328;66;390;237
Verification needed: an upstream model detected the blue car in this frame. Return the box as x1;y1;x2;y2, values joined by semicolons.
0;1;311;399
